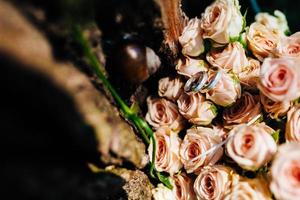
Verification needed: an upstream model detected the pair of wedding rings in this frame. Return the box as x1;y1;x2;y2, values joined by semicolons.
184;67;222;93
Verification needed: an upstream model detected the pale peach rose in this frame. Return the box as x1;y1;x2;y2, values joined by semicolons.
152;184;176;200
238;58;261;90
148;127;182;175
170;173;196;200
158;77;184;101
276;32;300;58
145;97;185;133
207;42;249;73
200;0;244;45
205;71;241;107
212;123;229;141
285;105;300;141
270;142;300;200
255;10;289;35
176;57;208;78
226;123;277;170
179;127;223;174
194;165;235;200
258;57;300;102
223;92;262;129
224;175;272;200
177;92;217;126
179;18;205;57
247;22;279;61
260;93;291;119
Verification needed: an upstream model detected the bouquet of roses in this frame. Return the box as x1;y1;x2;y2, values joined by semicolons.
147;0;300;199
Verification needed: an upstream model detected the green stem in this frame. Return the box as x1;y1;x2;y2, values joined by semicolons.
73;25;172;189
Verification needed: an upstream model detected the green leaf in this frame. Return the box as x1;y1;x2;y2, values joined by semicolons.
130;102;140;114
210;104;218;116
272;129;280;143
156;171;173;190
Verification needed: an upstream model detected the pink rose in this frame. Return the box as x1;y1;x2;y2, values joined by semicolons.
177;92;217;126
200;0;244;45
238;58;261;90
148;127;182;175
205;71;241;107
247;22;279;61
176;57;208;78
170;173;196;200
179;18;205;57
194;165;234;200
270;142;300;200
223;92;262;129
285;105;300;141
207;42;249;73
158;77;184;101
179;127;223;174
145;97;185;133
276;32;300;58
224;175;272;200
226;123;277;170
258;57;300;102
260;93;291;119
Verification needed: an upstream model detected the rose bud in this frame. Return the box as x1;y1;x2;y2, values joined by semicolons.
179;18;205;57
205;70;241;107
179;127;223;174
255;10;289;36
158;77;184;101
152;184;176;200
260;93;291;119
258;57;300;102
276;32;300;58
285;105;300;142
224;175;273;200
223;92;262;129
200;0;244;45
145;97;185;133
247;22;279;61
176;57;208;78
148;127;182;175
170;173;196;200
206;42;249;73
194;165;235;200
226;123;277;171
177;92;217;126
270;142;300;200
238;58;261;90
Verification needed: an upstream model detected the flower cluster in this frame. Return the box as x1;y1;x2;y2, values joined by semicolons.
147;0;300;199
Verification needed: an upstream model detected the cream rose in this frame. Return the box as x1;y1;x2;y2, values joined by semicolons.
179;127;223;174
226;123;277;170
170;173;196;200
276;32;300;58
223;92;262;129
158;77;184;101
255;10;289;35
176;57;208;78
238;58;261;90
207;42;249;73
285;105;300;141
270;142;300;200
200;0;244;45
205;71;241;107
177;92;217;126
260;93;291;119
148;127;182;175
179;18;205;57
258;57;300;102
247;22;279;61
152;184;176;200
145;97;185;133
194;165;234;200
224;175;272;200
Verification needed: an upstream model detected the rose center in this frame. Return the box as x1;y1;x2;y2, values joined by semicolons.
204;176;215;194
242;134;254;152
291;162;300;184
188;143;200;158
